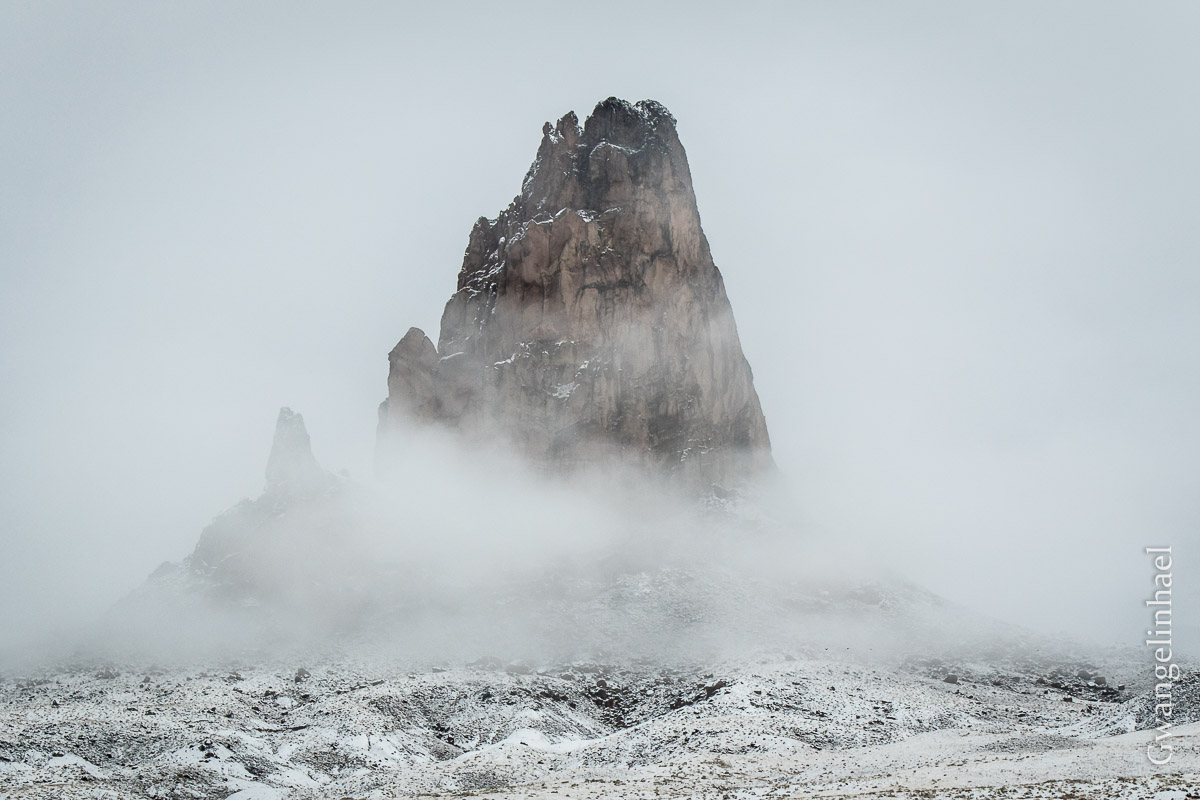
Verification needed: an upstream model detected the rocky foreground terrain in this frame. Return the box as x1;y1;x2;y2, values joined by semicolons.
1;648;1196;799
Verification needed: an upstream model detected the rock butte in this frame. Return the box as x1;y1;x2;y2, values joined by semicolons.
378;98;772;489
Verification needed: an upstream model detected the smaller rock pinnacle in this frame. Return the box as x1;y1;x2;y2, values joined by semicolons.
265;407;321;490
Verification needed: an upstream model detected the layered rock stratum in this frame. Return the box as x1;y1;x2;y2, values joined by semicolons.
378;98;771;488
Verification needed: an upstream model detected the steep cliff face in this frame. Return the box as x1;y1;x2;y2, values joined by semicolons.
379;98;771;487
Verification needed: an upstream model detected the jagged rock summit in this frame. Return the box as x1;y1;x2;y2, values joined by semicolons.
379;97;772;487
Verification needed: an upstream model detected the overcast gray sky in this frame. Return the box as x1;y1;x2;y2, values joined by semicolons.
2;1;1197;653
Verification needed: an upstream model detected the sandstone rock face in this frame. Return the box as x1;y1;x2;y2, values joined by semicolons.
379;98;771;487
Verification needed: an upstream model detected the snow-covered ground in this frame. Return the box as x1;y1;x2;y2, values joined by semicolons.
1;650;1195;799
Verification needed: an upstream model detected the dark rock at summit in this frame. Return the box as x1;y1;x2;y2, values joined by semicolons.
379;97;772;488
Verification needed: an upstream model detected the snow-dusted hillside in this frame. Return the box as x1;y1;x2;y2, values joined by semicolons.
1;649;1195;799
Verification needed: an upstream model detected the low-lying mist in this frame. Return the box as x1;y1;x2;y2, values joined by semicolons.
0;417;1026;674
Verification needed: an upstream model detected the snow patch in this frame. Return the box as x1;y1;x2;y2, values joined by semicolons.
551;381;578;399
494;352;522;367
47;753;107;778
225;785;284;800
500;728;595;755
